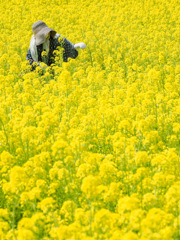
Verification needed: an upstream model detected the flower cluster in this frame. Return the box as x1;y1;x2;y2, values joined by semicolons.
0;0;180;239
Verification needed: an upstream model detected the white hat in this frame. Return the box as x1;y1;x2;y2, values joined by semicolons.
32;21;56;46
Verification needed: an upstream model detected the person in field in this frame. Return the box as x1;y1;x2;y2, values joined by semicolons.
26;21;86;69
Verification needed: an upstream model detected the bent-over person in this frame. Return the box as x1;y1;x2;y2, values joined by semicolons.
26;21;86;70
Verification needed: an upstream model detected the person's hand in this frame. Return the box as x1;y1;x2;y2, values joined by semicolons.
74;42;86;49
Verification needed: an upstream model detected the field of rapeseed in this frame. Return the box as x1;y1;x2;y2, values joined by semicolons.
0;0;180;239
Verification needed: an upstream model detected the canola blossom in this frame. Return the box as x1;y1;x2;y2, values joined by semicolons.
0;0;180;239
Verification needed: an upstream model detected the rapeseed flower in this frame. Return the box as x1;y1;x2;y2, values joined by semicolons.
0;0;180;239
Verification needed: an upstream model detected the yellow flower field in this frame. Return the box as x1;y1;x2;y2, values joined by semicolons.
0;0;180;239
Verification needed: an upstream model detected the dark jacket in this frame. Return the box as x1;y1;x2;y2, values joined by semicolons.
26;34;78;68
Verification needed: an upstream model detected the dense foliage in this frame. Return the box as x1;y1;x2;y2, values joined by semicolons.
0;0;180;239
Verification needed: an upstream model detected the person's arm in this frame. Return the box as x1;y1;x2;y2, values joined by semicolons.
26;48;42;70
26;49;36;70
26;49;34;65
60;36;79;62
54;34;79;62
